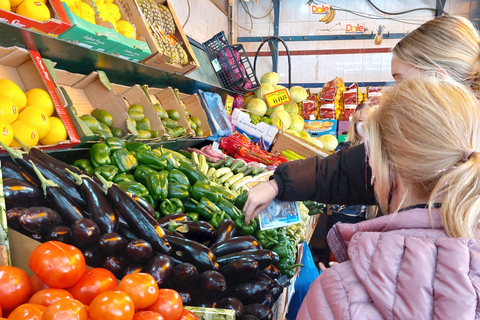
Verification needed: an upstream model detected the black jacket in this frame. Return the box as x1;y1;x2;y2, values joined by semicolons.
271;144;376;205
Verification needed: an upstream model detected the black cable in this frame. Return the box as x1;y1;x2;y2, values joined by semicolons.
366;0;437;15
334;8;427;25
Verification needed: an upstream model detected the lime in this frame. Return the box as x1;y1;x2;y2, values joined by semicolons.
154;103;166;118
187;118;197;131
97;122;112;133
0;79;26;112
91;108;114;127
137;130;151;139
0;120;13;147
25;88;54;116
136;117;151;130
10;120;39;147
128;110;145;121
165;127;173;136
0;95;18;124
190;116;202;128
128;104;144;113
166;109;180;121
147;129;159;138
93;129;113;139
195;128;204;137
80;114;101;131
111;127;125;138
17;106;51;139
40;117;67;145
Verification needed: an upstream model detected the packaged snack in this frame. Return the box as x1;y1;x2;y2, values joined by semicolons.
342;83;358;121
301;96;317;120
319;80;337;119
367;86;382;107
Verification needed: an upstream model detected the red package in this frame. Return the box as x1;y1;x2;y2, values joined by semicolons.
342;83;358;121
301;96;317;120
320;80;337;120
367;86;382;106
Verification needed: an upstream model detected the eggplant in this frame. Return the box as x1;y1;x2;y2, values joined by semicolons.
126;239;153;265
1;160;39;187
46;226;73;245
19;207;62;234
216;297;244;319
226;280;270;305
199;270;226;299
83;247;105;268
131;194;157;220
30;233;45;242
70;218;101;249
177;290;193;306
124;264;145;276
269;284;283;302
3;178;46;210
117;224;138;242
220;257;259;286
209;219;236;248
6;207;26;232
211;236;262;257
256;274;275;290
238;316;260;320
243;304;273;320
163;229;186;239
168;220;216;243
165;234;219;272
158;213;190;228
103;255;128;279
98;233;127;256
217;249;279;269
259;265;281;280
257;293;274;309
145;254;174;286
194;297;216;308
171;263;199;288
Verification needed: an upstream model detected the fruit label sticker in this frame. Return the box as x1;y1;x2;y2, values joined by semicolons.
346;24;365;33
225;95;234;115
265;89;291;109
2;127;7;136
274;114;284;131
311;4;330;14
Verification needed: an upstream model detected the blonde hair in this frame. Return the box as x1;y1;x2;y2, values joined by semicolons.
364;78;480;238
393;15;480;94
347;104;374;145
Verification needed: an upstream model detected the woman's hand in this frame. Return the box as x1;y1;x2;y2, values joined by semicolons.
243;180;278;224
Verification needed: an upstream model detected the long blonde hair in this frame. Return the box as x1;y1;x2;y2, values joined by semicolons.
364;78;480;238
347;104;373;145
393;15;480;93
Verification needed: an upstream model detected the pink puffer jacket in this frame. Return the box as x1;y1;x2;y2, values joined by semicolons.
296;207;480;320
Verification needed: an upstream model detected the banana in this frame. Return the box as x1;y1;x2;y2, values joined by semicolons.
325;8;336;24
319;6;332;23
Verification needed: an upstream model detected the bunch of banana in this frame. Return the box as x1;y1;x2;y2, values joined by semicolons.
319;6;336;24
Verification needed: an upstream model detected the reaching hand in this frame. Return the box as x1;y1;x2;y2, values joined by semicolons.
243;180;278;224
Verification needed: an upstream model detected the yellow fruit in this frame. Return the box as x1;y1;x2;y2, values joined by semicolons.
71;2;95;24
40;116;67;145
17;106;51;139
25;88;55;116
105;3;120;21
0;0;11;11
60;0;74;7
0;120;14;147
9;0;22;8
117;20;135;39
16;0;51;21
0;79;26;111
10;120;39;147
0;96;18;124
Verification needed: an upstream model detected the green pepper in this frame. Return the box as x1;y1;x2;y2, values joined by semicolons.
125;141;151;156
191;181;222;203
117;181;150;198
144;195;158;209
209;211;227;228
162;152;180;169
272;240;291;260
160;198;184;216
168;183;189;200
105;137;125;150
133;165;157;185
111;148;138;173
183;198;199;212
73;159;94;175
178;161;207;185
93;164;118;181
155;211;161;220
90;143;111;168
136;150;168;170
234;189;249;210
168;169;190;186
146;170;168;201
277;258;304;278
234;216;256;235
195;197;221;220
209;182;237;203
113;173;136;183
254;230;279;249
216;198;242;219
185;212;199;221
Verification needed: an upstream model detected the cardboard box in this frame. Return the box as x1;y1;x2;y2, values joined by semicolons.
54;69;137;144
0;47;80;150
184;307;235;320
0;164;10;266
231;108;279;149
118;0;199;74
177;91;212;138
271;132;331;159
304;119;338;137
0;0;71;34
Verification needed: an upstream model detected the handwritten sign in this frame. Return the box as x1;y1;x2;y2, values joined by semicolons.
274;114;284;131
225;95;234;115
265;89;291;109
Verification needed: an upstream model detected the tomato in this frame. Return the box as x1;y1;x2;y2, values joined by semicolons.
68;268;117;305
0;266;32;312
0;305;2;317
29;288;74;307
117;273;158;310
88;290;135;320
42;299;88;320
7;303;46;320
144;289;182;320
132;311;165;320
30;275;49;294
176;309;199;320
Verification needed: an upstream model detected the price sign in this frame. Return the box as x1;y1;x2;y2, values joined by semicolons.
265;89;291;109
274;114;284;131
225;95;234;115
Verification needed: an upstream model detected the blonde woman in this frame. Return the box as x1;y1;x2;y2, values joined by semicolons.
298;78;480;319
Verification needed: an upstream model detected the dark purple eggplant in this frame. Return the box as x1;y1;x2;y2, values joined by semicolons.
98;233;127;256
3;178;46;210
177;290;193;306
98;175;171;255
117;224;138;242
168;220;215;243
71;218;101;249
238;316;259;320
257;294;274;309
131;194;157;220
217;249;279;269
171;263;199;288
6;207;26;231
211;236;262;257
19;207;62;234
164;234;219;272
226;280;270;305
103;255;128;279
145;254;174;286
194;297;216;308
46;226;73;245
68;170;118;234
256;274;274;290
124;264;145;276
220;257;259;286
216;297;244;318
199;270;226;299
269;284;283;302
209;219;236;248
30;233;45;242
126;239;153;265
1;160;39;187
163;229;185;239
259;265;281;280
158;213;190;228
243;304;273;320
83;247;105;268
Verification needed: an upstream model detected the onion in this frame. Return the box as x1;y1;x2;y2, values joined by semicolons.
232;94;244;110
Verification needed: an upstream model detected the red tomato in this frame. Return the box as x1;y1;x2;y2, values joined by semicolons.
30;275;49;294
0;266;32;312
42;299;88;320
68;268;117;305
29;241;85;289
88;290;135;320
7;303;46;320
0;304;2;317
132;311;165;320
29;288;74;307
176;309;199;320
117;273;158;310
144;289;182;320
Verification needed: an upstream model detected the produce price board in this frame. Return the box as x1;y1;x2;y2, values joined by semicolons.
264;88;291;109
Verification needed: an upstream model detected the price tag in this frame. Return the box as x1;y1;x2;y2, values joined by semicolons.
265;89;291;109
225;95;234;115
274;115;284;131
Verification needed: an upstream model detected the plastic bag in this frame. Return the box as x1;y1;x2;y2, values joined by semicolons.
198;89;234;141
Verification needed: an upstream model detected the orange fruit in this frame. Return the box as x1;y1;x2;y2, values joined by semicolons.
0;120;13;147
10;119;39;147
8;0;22;9
0;0;10;11
0;79;25;112
25;88;55;116
39;117;67;145
16;0;51;21
17;106;51;139
0;96;18;124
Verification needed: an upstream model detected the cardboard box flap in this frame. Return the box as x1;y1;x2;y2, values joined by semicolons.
55;69;88;87
0;47;31;67
271;132;330;158
181;93;212;137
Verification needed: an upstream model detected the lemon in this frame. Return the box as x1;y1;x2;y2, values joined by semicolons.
17;106;51;139
117;20;135;39
25;88;55;116
0;79;26;111
0;96;18;124
60;0;73;7
16;0;51;22
105;3;120;21
0;0;11;11
10;120;39;147
0;120;14;147
9;0;22;8
40;116;67;145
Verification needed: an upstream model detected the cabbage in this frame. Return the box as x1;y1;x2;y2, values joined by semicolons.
232;94;244;110
260;72;279;86
289;114;305;133
265;104;284;116
274;85;289;96
299;131;310;140
217;48;240;66
318;134;338;151
290;86;308;103
270;109;291;131
286;129;301;137
283;101;299;115
243;94;256;107
255;83;275;101
246;98;267;117
315;138;324;149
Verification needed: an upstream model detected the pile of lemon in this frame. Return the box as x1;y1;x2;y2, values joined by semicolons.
0;79;68;148
1;0;51;22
